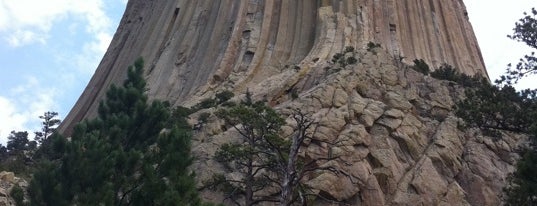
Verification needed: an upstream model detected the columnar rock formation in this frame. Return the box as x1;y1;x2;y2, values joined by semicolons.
58;1;517;205
60;0;487;133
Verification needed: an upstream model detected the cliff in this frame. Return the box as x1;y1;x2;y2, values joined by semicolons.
192;48;521;205
59;0;487;134
58;0;519;205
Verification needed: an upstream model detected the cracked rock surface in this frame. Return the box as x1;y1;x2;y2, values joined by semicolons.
192;49;523;205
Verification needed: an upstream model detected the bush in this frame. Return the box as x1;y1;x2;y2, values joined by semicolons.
344;46;355;53
291;90;299;99
412;59;430;75
193;98;217;111
331;53;344;64
198;112;211;124
216;90;234;104
429;64;484;87
367;42;381;52
430;64;459;81
346;56;358;65
11;185;26;206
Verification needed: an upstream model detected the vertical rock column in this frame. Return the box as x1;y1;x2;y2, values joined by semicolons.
59;0;488;134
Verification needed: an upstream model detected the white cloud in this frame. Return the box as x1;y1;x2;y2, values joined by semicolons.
0;97;27;145
0;0;112;47
0;76;59;145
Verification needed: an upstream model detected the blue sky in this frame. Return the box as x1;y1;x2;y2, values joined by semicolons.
0;0;535;144
0;0;126;144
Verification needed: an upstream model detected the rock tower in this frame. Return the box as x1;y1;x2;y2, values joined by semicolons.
60;1;519;205
60;0;487;133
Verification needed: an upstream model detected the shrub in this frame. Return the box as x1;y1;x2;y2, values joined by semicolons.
216;90;234;104
367;42;381;52
11;185;25;206
412;59;430;75
193;98;217;111
430;64;459;81
198;112;211;124
331;53;344;64
291;90;299;99
344;46;355;53
346;56;358;65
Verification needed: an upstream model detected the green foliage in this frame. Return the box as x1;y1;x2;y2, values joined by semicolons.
28;58;202;206
430;64;459;81
7;131;30;155
455;84;536;134
192;90;235;112
430;64;485;87
193;98;217;111
331;53;344;64
209;93;329;205
346;56;358;65
499;8;537;85
291;89;299;99
34;111;61;145
1;131;37;175
498;9;537;205
412;59;430;75
366;42;381;53
198;112;211;124
330;46;358;69
455;9;537;204
11;185;26;206
210;94;285;205
344;46;355;53
456;84;537;205
215;90;234;104
504;149;537;206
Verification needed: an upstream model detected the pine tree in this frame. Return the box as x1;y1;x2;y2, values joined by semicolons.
34;111;61;145
29;58;202;206
455;8;537;206
208;93;339;205
499;7;537;85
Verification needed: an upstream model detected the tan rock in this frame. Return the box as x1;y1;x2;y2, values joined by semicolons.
385;91;413;111
359;101;385;127
332;87;348;108
338;124;371;146
306;171;359;201
0;172;14;184
0;197;9;206
380;65;399;86
349;91;368;117
410;158;449;204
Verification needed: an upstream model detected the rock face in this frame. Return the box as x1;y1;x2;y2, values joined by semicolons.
59;0;519;205
0;171;29;206
191;49;522;205
59;0;487;134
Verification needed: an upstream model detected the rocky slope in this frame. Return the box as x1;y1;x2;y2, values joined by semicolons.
192;48;522;205
0;171;28;206
57;0;522;205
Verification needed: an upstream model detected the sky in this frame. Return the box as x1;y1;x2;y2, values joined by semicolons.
0;1;535;145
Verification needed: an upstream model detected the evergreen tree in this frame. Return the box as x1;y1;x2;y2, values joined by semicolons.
455;8;537;206
7;131;30;155
29;58;202;206
499;7;537;85
34;111;61;145
208;93;339;206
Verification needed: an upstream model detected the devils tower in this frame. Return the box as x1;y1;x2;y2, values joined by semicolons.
59;1;521;205
60;0;487;132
